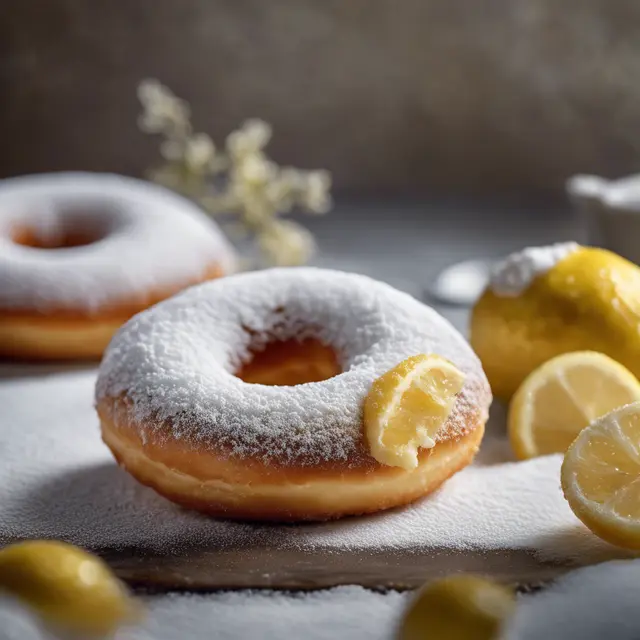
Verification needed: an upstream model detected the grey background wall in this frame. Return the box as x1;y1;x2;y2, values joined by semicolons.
3;0;640;196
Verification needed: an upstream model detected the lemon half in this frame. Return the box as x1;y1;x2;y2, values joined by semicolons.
562;402;640;549
508;351;640;460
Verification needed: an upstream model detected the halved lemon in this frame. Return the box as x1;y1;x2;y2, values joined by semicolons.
508;351;640;460
364;354;465;470
562;402;640;549
399;574;515;640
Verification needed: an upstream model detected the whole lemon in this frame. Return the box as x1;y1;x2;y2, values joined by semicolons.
0;540;139;635
399;574;515;640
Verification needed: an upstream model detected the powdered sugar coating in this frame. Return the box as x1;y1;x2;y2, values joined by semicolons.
0;172;236;312
490;242;579;297
96;268;491;466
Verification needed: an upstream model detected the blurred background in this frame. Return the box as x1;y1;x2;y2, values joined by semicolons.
3;0;640;198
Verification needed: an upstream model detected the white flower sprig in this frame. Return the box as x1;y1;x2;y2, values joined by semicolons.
137;79;332;267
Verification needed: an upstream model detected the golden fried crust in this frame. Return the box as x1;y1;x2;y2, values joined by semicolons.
98;407;486;522
0;264;225;361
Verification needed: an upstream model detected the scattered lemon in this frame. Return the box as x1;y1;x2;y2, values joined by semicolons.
399;574;516;640
562;401;640;549
471;246;640;401
0;540;139;635
508;351;640;460
364;354;465;470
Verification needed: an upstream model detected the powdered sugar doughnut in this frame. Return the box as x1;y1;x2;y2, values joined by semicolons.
0;172;236;360
96;268;491;521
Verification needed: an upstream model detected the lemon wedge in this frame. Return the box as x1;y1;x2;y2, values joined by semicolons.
364;354;465;469
562;401;640;549
0;540;139;635
399;574;516;640
508;351;640;460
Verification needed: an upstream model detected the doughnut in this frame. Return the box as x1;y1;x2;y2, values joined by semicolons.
0;172;236;360
96;268;491;521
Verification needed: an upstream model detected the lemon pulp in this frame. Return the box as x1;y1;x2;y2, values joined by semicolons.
364;354;465;469
508;351;640;460
562;402;640;549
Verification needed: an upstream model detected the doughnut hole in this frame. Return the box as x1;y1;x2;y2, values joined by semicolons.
236;338;342;386
10;203;115;250
11;226;102;249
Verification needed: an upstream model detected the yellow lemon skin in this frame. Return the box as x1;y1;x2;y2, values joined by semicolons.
471;247;640;402
398;574;515;640
0;540;138;635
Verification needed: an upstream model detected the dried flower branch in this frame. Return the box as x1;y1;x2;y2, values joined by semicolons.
137;79;332;267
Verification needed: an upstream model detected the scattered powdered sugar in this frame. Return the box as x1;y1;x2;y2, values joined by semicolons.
0;172;236;312
96;268;491;466
0;596;48;640
0;587;409;640
502;560;640;640
128;588;407;640
0;369;622;565
490;242;579;297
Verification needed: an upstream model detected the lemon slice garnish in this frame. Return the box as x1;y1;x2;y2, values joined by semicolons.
562;401;640;549
0;540;139;635
508;351;640;460
364;354;465;469
399;574;515;640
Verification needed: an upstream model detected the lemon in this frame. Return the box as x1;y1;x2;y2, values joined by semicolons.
471;247;640;402
0;540;139;635
398;574;516;640
508;351;640;460
562;402;640;549
364;354;465;470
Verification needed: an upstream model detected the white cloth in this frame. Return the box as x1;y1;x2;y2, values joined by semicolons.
0;367;630;639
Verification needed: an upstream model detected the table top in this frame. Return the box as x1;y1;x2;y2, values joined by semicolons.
0;198;588;639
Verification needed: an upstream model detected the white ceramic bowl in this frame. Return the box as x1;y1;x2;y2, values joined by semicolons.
567;174;640;265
